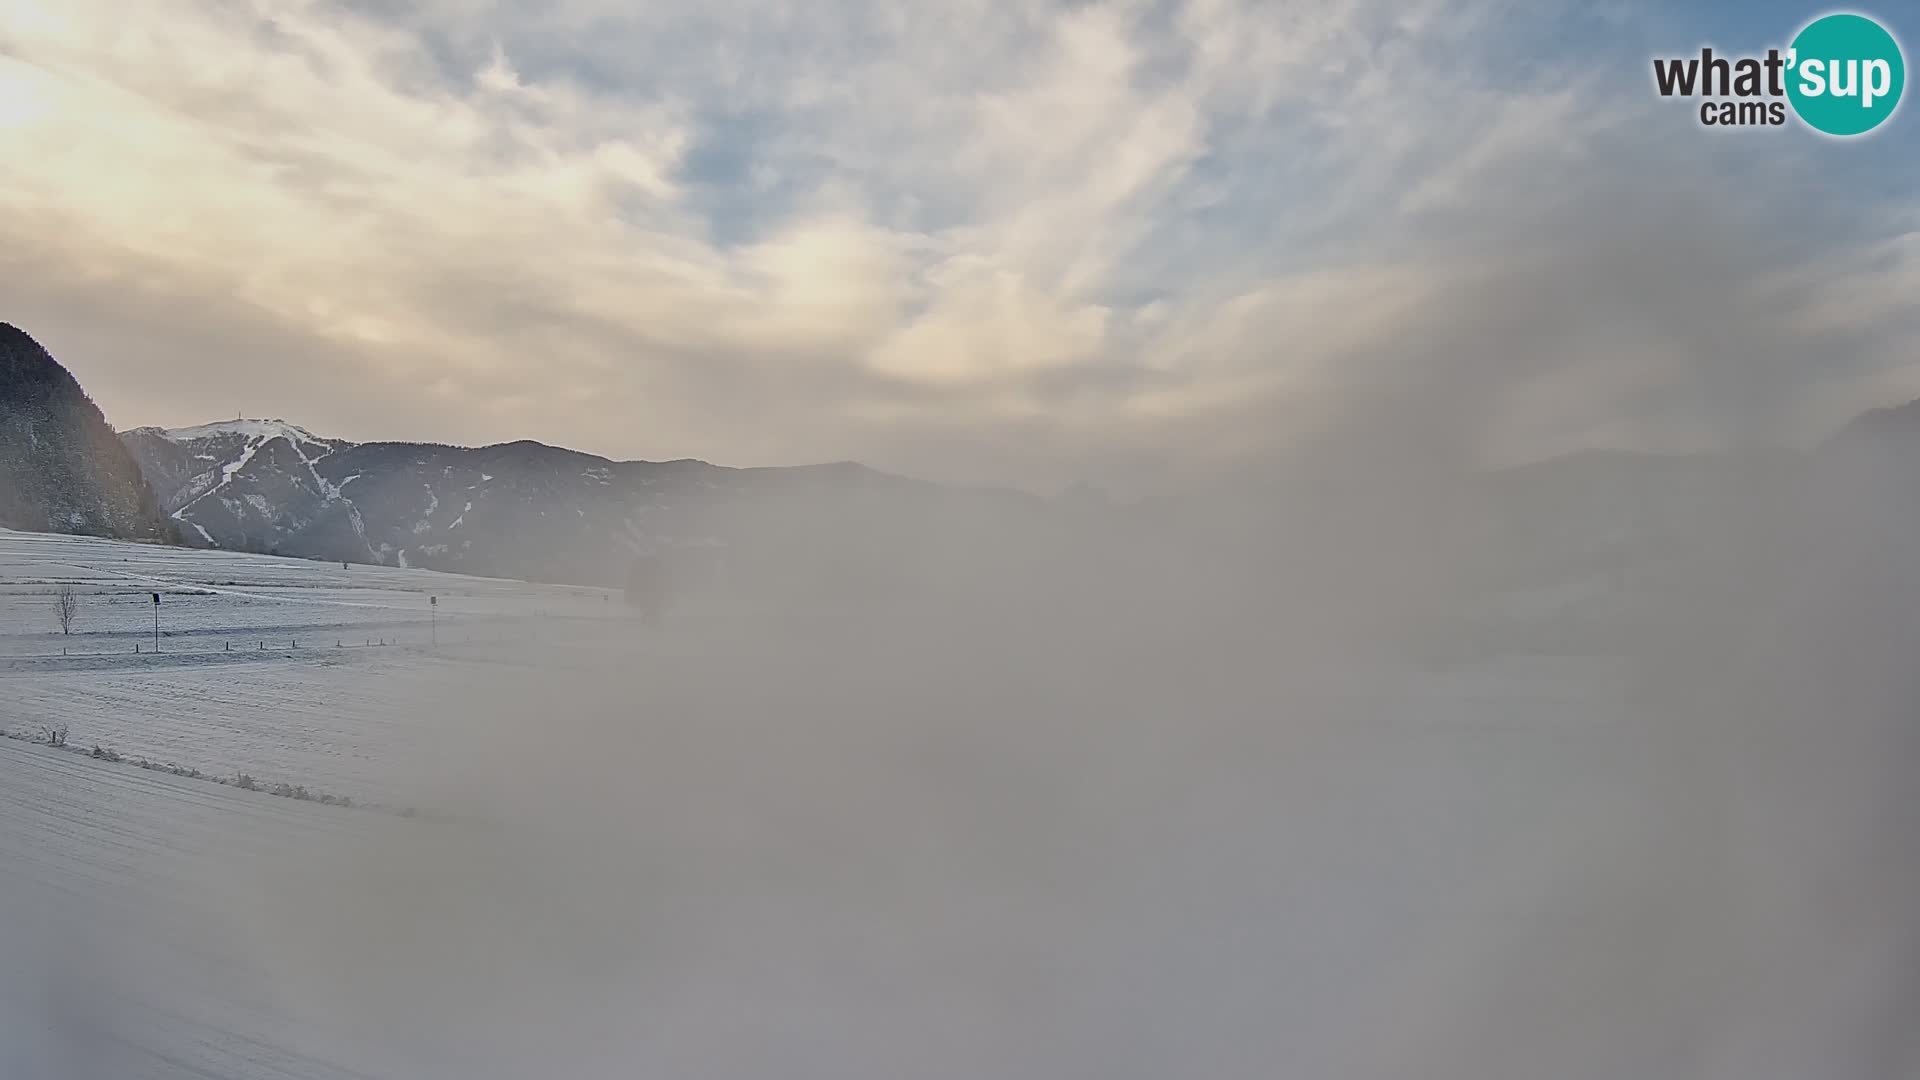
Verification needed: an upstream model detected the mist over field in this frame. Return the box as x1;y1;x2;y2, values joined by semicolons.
3;410;1917;1078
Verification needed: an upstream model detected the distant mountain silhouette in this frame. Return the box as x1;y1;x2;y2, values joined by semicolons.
121;418;1058;600
0;324;170;540
1825;396;1920;452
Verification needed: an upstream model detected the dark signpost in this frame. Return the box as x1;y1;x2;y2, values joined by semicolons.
150;592;160;652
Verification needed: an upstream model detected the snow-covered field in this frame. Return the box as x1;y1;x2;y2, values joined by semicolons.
0;527;628;652
10;526;1800;1080
0;529;660;806
0;741;445;1077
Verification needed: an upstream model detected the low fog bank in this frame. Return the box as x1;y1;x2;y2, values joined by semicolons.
4;434;1899;1079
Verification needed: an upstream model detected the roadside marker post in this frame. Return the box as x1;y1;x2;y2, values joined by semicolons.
150;592;160;653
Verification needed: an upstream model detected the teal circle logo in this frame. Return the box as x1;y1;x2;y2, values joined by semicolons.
1787;13;1905;136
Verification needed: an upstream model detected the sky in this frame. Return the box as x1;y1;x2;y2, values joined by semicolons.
0;0;1916;492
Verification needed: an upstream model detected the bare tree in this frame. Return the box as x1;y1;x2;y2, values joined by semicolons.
55;587;78;636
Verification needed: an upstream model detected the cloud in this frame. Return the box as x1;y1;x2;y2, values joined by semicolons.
0;0;1915;491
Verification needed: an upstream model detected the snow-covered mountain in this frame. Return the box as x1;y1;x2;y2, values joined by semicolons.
119;420;1050;594
120;420;353;549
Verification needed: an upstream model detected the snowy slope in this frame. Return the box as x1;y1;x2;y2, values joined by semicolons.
0;739;429;1078
157;418;332;444
121;420;357;558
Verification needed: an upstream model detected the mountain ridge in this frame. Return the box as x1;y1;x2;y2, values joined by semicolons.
124;419;914;484
117;416;1045;593
0;323;171;542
